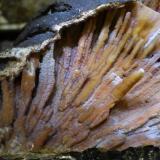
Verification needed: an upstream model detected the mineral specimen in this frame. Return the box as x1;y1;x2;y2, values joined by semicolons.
1;0;160;156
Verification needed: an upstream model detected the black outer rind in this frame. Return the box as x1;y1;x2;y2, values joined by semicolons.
16;0;135;47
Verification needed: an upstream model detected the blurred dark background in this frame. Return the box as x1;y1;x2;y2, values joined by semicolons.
0;0;58;51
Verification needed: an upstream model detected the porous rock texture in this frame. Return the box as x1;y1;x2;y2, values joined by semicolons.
1;0;160;155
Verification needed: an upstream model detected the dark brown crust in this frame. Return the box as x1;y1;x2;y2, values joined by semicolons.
16;0;136;46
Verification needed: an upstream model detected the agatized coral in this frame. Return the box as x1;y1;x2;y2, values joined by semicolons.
0;0;160;155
